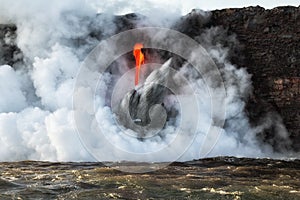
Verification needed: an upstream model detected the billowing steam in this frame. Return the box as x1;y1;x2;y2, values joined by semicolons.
0;0;295;162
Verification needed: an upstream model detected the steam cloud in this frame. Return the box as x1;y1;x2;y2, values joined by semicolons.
0;0;295;162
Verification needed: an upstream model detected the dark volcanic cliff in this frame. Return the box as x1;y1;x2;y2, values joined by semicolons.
0;6;299;150
210;6;300;150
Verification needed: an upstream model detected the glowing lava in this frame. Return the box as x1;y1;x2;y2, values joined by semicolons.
133;43;145;86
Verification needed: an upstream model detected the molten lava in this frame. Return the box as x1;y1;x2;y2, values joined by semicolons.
133;43;145;86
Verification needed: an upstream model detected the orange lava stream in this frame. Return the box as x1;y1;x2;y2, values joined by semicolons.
133;43;145;86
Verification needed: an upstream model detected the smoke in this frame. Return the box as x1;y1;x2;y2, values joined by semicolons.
0;0;295;162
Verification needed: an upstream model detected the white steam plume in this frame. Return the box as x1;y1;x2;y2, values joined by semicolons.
0;0;295;162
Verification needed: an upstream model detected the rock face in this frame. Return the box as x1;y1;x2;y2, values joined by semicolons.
116;61;170;139
0;24;22;67
210;6;300;150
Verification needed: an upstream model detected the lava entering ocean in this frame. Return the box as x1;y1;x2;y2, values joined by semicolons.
0;1;297;163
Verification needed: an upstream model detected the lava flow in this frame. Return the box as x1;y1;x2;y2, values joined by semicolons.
133;43;145;86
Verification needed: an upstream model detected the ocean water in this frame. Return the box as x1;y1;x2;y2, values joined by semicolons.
0;157;299;199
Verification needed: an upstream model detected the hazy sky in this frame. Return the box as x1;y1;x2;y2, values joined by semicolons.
183;0;299;10
160;0;300;14
90;0;299;15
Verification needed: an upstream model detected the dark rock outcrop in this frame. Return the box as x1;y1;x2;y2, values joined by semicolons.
0;24;22;67
210;6;300;150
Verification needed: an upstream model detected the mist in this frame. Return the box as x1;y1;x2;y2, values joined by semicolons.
0;0;296;162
